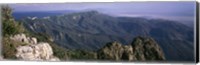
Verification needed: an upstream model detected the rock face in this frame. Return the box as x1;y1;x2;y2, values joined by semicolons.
10;34;37;44
122;45;136;61
131;37;165;61
97;37;165;61
97;42;136;61
0;56;3;60
10;34;59;61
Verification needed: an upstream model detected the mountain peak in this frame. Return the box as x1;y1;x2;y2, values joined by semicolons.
73;10;99;16
83;10;99;14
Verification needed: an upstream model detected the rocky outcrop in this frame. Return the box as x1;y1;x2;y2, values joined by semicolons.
10;34;60;61
97;42;125;61
121;45;136;61
97;41;136;61
131;37;165;61
16;42;59;61
10;34;37;44
0;56;3;60
97;36;165;61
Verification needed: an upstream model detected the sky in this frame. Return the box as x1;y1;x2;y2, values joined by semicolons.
9;2;196;25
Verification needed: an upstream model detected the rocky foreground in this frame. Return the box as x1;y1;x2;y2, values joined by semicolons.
6;34;165;61
97;37;165;61
10;34;60;61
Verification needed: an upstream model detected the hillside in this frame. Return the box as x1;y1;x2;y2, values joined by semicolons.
2;5;61;61
17;10;194;61
2;6;101;61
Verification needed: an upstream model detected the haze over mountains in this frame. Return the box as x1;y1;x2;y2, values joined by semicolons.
12;10;76;19
12;10;194;28
14;10;194;61
11;2;195;28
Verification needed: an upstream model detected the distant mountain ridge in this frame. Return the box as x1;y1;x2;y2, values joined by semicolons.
12;10;77;20
16;10;194;61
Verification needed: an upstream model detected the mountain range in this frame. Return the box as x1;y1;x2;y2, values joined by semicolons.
16;10;194;61
12;10;76;20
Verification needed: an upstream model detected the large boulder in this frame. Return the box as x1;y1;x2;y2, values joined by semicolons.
31;38;37;44
10;34;59;61
10;33;37;45
16;42;59;61
97;42;124;61
10;34;29;43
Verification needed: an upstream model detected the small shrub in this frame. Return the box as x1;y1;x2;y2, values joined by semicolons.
2;5;25;36
2;37;22;59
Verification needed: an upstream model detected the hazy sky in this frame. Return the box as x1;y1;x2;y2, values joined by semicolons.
9;2;196;23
